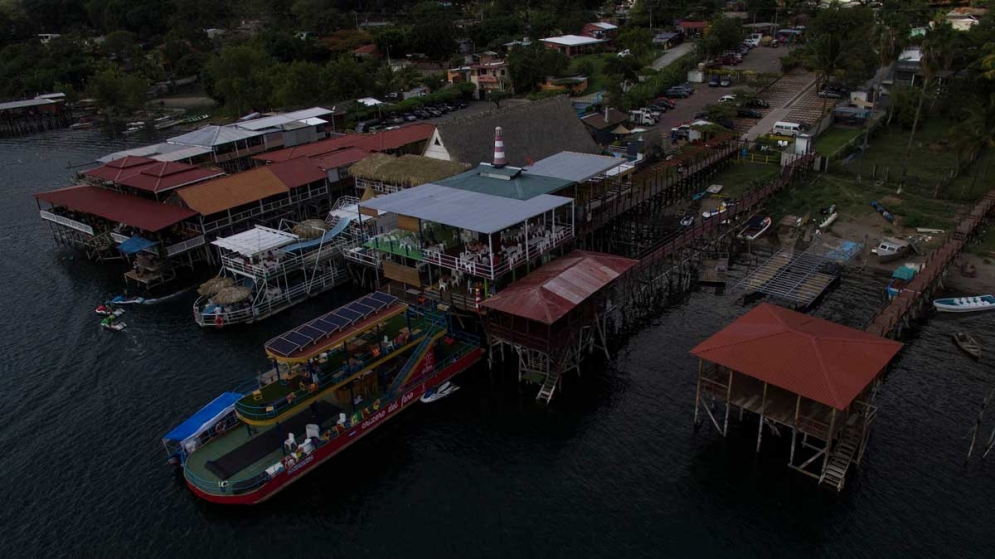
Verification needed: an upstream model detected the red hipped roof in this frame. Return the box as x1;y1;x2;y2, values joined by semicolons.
35;185;197;232
265;158;328;188
690;304;903;410
482;251;638;325
254;123;435;163
84;156;223;193
312;147;371;170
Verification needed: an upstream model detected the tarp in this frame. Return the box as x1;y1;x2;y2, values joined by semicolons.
118;236;158;255
162;392;242;447
892;266;917;281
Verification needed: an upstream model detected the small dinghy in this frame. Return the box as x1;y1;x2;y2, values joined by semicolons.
953;332;981;359
420;381;459;403
737;216;772;241
101;315;126;331
679;213;695;227
108;295;146;305
702;203;728;220
818;212;838;230
933;294;995;313
706;184;724;195
95;304;124;317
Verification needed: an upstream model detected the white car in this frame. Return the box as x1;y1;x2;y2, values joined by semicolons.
618;49;631;57
719;95;737;104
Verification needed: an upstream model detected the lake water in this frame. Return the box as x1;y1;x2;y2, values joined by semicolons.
1;129;992;558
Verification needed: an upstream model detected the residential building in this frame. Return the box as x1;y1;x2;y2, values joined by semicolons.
678;21;707;38
580;108;630;145
448;59;512;100
582;22;619;41
541;35;605;57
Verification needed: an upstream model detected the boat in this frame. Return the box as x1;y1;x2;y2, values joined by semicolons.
181;114;210;125
885;263;921;299
679;213;694;227
69;121;94;130
818;212;837;230
420;381;460;403
933;294;995;313
101;315;126;331
192;203;373;327
692;190;708;201
953;332;981;359
871;237;910;263
706;184;724;195
95;304;124;317
871;200;895;223
164;291;484;505
737;216;772;241
702;203;728;220
108;295;147;305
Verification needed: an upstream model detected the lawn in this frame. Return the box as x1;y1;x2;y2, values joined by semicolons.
710;160;781;198
814;125;864;157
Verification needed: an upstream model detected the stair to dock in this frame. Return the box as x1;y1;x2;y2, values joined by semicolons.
820;424;864;491
536;369;560;403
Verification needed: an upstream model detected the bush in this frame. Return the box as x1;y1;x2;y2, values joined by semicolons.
780;52;801;73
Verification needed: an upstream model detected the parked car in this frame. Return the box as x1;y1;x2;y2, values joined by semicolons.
720;75;732;87
403;113;418;122
693;111;708;120
708;75;720;87
719;95;737;104
665;87;690;98
817;89;844;99
737;108;763;119
647;104;669;113
744;98;770;108
654;97;676;109
387;116;404;125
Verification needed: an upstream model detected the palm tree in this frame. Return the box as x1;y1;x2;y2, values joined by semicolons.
857;22;900;182
947;93;995;198
806;34;849;117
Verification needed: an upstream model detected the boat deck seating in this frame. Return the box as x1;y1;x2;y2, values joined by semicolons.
205;400;343;480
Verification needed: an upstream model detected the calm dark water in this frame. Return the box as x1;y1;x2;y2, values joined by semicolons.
1;130;993;558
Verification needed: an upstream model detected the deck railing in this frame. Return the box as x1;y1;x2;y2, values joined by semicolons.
220;235;353;279
110;232;129;244
39;210;94;235
165;235;206;257
201;185;330;234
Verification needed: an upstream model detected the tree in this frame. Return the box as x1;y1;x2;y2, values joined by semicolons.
705;102;736;122
699;15;743;58
203;44;276;116
87;64;148;114
488;89;510;108
272;60;324;108
948;95;995;197
507;43;568;93
857;19;903;181
616;28;653;61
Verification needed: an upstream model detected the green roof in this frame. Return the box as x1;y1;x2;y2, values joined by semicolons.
435;164;574;201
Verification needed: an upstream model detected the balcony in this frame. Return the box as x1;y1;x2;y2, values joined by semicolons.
220;234;353;279
165;235;206;257
39;210;94;235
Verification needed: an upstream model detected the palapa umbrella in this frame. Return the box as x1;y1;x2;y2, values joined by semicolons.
293;219;328;239
198;276;234;296
213;285;252;305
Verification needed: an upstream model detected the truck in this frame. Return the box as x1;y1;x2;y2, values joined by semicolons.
629;109;657;126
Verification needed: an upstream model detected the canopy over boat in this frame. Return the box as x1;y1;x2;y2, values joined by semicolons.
163;392;242;449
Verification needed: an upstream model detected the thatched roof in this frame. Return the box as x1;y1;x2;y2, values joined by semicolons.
435;96;599;167
350;154;469;187
293;219;328;239
198;276;234;296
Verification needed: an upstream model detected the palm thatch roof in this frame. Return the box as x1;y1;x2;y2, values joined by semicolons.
434;96;599;167
213;285;252;304
198;276;234;296
293;219;328;239
350;154;470;187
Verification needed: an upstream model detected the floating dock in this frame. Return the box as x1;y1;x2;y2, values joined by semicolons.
734;239;863;309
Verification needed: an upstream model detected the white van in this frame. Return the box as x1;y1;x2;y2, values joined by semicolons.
772;121;802;137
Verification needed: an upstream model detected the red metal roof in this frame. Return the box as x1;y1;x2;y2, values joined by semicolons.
83;156;157;183
116;162;224;193
679;21;708;28
254;123;435;163
311;147;371;170
34;185;197;232
481;251;638;325
690;304;903;410
265;158;328;189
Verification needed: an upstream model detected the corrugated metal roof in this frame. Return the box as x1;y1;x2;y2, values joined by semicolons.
212;225;299;256
234;107;332;131
0;98;57;111
96;143;213;164
311;147;371;170
34;185;197;232
117;162;224;193
541;34;604;46
525;152;622;182
176;167;288;216
435;164;573;200
265;158;328;189
359;183;572;234
255;124;435;163
481;251;638;325
169;125;263;147
690;304;903;410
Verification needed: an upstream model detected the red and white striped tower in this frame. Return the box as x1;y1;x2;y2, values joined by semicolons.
493;126;506;168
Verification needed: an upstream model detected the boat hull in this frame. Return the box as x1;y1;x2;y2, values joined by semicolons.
186;347;483;505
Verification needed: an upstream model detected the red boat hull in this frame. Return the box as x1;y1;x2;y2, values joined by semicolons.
187;348;483;505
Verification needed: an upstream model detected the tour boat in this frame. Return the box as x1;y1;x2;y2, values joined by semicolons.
953;332;981;359
737;216;772;241
165;292;484;505
420;381;460;403
933;294;995;313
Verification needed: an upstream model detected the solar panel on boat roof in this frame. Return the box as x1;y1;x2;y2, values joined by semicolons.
266;338;298;357
310;319;338;335
346;302;375;316
335;308;362;323
284;331;312;346
297;324;324;339
319;315;348;329
368;292;396;306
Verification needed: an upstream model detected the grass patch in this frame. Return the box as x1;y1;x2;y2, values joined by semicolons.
710;160;780;198
814;125;863;157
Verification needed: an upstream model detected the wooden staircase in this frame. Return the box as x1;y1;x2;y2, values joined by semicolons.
820;423;864;491
536;351;570;404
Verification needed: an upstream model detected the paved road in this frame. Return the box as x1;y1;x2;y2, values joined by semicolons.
651;43;695;70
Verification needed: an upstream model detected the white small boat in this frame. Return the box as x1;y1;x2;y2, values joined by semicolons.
95;305;125;317
872;237;910;263
737;216;772;241
679;214;694;227
818;212;837;230
706;184;724;195
933;295;995;313
702;203;728;219
420;381;459;403
953;332;981;359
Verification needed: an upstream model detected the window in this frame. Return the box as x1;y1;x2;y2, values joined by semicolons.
500;70;505;76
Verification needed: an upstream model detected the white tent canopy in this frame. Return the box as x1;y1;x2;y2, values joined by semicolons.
211;226;299;257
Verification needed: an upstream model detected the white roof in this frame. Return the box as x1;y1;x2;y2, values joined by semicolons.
359;183;572;234
358;97;384;106
0;98;56;111
212;226;299;257
898;47;922;63
234;107;332;131
96;143;213;164
525;152;623;182
169;125;263;147
301;117;327;126
590;22;617;30
541;35;605;47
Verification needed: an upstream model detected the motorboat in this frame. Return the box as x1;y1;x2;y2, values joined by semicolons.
95;304;125;317
702;203;728;219
818;212;838;230
953;332;981;359
420;381;460;403
933;295;995;313
737;216;772;241
872;237;910;263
